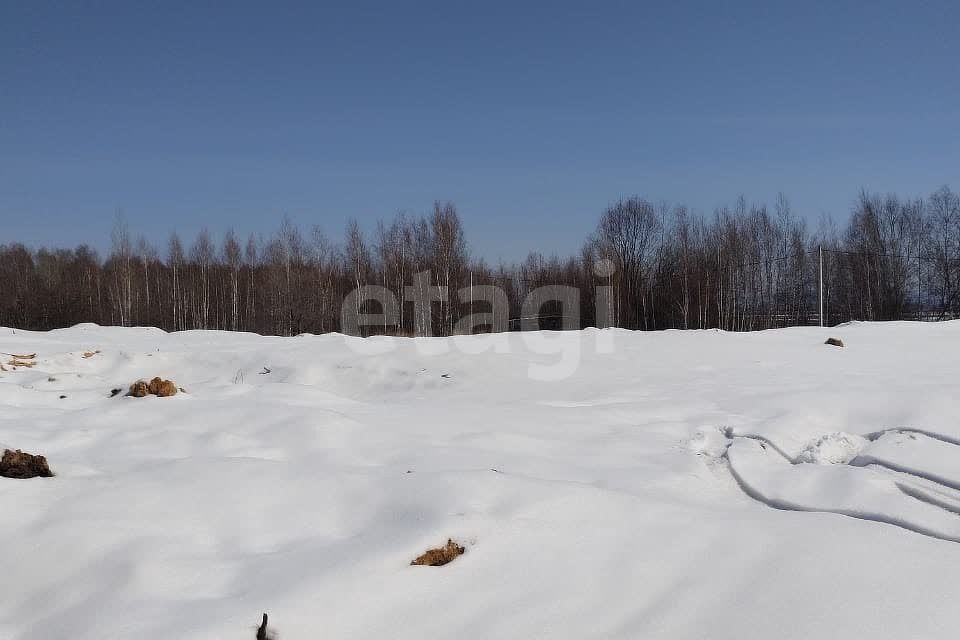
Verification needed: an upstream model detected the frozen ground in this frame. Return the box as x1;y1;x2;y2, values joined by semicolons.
1;321;960;639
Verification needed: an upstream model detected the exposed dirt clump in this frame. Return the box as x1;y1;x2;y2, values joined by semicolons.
1;449;54;479
128;380;151;397
824;337;844;347
148;377;178;397
128;377;178;398
4;358;36;369
411;539;465;566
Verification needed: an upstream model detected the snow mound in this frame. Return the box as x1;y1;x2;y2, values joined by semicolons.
686;426;731;458
796;432;869;464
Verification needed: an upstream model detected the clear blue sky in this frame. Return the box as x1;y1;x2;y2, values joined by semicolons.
2;1;958;262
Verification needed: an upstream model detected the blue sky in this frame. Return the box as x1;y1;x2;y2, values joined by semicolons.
2;1;958;261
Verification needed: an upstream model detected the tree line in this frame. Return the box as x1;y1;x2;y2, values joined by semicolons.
1;187;958;335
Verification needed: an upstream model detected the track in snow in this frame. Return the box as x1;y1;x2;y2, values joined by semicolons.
719;428;960;544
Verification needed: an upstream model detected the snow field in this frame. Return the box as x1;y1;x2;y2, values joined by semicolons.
1;321;960;638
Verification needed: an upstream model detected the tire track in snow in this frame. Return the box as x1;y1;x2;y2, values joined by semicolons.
894;482;960;518
851;456;960;493
720;428;794;461
720;428;960;544
862;428;960;447
853;429;960;493
867;461;960;504
722;444;960;544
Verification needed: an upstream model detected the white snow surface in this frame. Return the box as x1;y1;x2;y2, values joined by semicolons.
795;431;869;464
2;321;960;639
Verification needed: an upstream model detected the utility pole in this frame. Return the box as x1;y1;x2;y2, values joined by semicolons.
818;245;824;327
717;246;722;330
917;237;922;321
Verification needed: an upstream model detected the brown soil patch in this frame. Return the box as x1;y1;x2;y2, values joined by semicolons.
128;377;178;398
128;380;151;397
1;449;53;479
2;352;35;359
148;377;178;397
411;539;465;566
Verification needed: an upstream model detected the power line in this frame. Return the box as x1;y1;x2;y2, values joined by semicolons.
820;246;960;264
715;246;960;270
